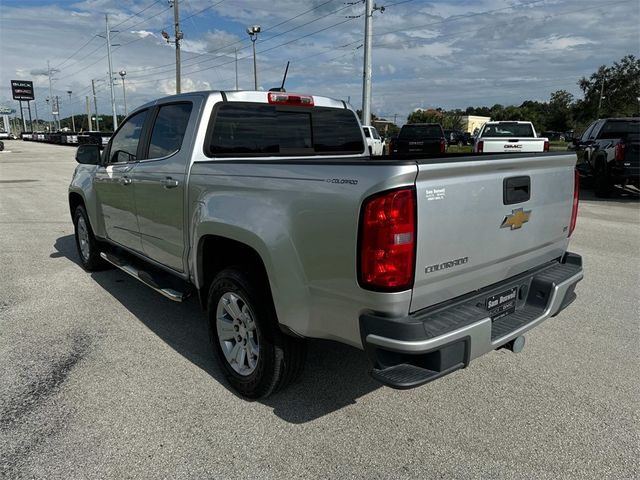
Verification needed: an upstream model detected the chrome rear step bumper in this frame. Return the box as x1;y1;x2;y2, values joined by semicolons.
361;253;583;389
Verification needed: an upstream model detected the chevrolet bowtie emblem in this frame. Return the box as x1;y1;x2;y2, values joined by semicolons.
501;208;531;230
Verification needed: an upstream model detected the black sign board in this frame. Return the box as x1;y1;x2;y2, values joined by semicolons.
11;80;34;101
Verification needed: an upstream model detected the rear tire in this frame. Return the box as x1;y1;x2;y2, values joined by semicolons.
207;267;306;398
593;160;612;198
73;205;107;271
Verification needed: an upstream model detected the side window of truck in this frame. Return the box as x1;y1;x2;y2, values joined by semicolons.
108;110;148;163
147;103;193;159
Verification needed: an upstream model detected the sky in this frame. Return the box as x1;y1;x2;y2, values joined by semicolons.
0;0;638;125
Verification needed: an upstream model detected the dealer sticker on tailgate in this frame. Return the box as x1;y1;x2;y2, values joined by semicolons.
486;287;518;320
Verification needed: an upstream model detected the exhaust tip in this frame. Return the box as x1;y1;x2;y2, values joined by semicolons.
500;336;526;354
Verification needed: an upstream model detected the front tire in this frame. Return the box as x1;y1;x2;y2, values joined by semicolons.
208;268;306;399
73;205;106;271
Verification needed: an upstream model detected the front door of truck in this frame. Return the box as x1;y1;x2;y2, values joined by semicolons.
94;109;148;253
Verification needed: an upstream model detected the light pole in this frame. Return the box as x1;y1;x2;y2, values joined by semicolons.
119;70;127;116
67;90;76;131
246;25;261;90
45;97;51;132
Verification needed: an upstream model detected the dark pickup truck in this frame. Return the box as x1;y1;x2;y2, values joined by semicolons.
390;123;446;154
572;118;640;196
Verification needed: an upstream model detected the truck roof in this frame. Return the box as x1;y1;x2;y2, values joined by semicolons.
136;90;348;113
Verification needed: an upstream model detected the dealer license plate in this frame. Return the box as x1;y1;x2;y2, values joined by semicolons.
486;287;518;320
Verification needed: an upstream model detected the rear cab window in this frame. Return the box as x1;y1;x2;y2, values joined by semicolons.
597;120;640;139
398;124;443;140
482;123;535;138
206;103;364;156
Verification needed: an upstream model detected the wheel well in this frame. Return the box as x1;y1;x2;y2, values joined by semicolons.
198;235;271;310
69;192;84;217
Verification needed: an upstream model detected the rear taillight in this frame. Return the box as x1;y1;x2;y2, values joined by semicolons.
440;138;446;153
569;169;579;237
477;140;484;153
543;141;550;152
615;142;625;162
267;92;314;107
359;188;416;291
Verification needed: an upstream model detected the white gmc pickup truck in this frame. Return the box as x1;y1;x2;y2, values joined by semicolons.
474;121;549;153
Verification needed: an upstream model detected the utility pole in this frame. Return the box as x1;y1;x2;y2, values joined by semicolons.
361;2;384;126
235;48;239;90
161;2;183;94
34;101;39;131
596;75;606;119
47;60;55;131
361;0;374;126
105;14;118;131
173;0;182;94
393;113;398;125
86;96;93;131
91;79;100;131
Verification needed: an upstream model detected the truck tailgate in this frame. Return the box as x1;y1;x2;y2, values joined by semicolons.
480;138;546;153
410;152;576;313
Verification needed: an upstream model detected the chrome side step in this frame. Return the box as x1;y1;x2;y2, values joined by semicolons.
100;252;189;302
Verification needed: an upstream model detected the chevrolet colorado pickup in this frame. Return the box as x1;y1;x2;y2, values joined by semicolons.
69;90;583;398
571;117;640;197
474;121;550;153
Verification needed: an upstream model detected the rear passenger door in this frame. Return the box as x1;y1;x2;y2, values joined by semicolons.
133;101;195;272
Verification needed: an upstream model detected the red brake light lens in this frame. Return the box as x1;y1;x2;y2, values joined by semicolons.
543;140;550;152
267;92;314;107
615;142;625;161
477;140;484;153
359;188;416;291
440;138;446;153
569;169;579;237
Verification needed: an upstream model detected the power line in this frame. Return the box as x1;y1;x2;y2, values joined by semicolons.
126;0;352;75
111;0;163;29
53;36;99;70
128;2;363;79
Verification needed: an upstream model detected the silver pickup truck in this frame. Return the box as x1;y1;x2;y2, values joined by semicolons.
69;90;583;398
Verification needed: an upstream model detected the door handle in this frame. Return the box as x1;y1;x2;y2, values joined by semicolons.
160;177;179;189
119;176;132;185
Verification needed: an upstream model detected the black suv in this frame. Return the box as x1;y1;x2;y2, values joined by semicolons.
391;123;446;154
572;118;639;196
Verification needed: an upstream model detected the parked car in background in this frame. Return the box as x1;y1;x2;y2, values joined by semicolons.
362;125;384;156
0;131;10;140
474;121;549;153
443;129;467;147
390;123;446;154
541;131;566;142
572;117;640;197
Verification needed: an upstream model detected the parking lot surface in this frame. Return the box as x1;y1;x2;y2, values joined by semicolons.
1;141;639;479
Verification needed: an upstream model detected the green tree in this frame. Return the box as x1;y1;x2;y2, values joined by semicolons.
546;90;574;131
576;54;640;122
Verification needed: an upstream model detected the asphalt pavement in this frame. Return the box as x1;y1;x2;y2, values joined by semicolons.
1;141;638;479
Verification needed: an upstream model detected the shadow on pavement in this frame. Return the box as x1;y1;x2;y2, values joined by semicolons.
53;235;379;423
579;183;640;203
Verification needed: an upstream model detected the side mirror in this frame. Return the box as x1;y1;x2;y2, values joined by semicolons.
75;144;101;164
